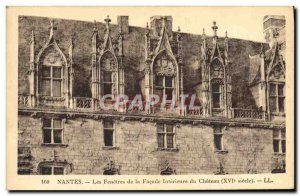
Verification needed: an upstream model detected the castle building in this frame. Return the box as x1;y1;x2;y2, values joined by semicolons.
18;15;286;175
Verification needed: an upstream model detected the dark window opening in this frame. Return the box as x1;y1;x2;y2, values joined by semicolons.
103;120;114;147
269;83;285;113
53;167;64;175
214;127;223;151
212;83;221;109
43;119;63;144
157;124;175;149
41;167;52;175
273;129;286;153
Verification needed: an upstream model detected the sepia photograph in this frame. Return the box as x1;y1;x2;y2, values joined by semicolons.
6;6;294;190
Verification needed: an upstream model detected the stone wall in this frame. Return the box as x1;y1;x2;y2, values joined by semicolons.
18;114;276;175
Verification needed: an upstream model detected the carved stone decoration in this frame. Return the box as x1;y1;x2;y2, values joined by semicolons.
100;52;116;71
210;59;224;78
271;160;286;173
160;160;176;175
154;52;175;76
269;64;285;81
103;160;120;175
214;162;228;175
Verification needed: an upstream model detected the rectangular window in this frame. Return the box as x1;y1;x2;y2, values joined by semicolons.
212;83;221;108
103;71;113;97
157;123;175;149
155;75;174;102
43;118;63;144
273;129;286;154
269;83;285;113
103;120;114;147
40;166;64;175
41;66;62;97
214;127;223;151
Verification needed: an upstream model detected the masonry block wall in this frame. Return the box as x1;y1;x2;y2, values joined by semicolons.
18;114;275;175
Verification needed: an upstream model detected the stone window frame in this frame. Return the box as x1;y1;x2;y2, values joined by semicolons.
157;123;176;150
213;126;226;153
40;64;63;97
42;118;64;145
269;82;285;114
39;165;65;175
102;119;116;148
211;82;222;109
102;70;114;100
154;74;174;102
273;128;286;154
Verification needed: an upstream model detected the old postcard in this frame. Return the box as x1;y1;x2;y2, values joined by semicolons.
6;6;294;190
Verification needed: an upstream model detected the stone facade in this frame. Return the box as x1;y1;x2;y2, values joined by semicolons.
18;15;286;175
18;112;283;175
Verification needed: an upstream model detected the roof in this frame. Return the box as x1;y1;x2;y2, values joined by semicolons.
18;15;269;109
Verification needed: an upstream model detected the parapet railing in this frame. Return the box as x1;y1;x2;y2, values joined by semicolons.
184;106;203;116
231;108;266;120
18;94;29;106
73;97;93;109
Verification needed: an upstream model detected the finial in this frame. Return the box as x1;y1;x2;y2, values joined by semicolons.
145;22;150;35
104;15;111;32
225;31;228;38
49;19;57;36
259;43;265;56
212;21;218;37
93;20;98;32
31;30;35;42
162;16;167;27
272;28;279;39
70;33;75;46
178;26;181;32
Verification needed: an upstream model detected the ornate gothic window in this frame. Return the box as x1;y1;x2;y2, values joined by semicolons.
100;52;117;100
210;59;224;110
269;83;285;113
211;79;223;109
39;50;64;98
153;52;176;102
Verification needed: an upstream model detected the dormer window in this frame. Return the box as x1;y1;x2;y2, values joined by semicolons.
41;65;62;97
103;70;113;98
269;83;285;113
153;51;176;104
154;75;174;101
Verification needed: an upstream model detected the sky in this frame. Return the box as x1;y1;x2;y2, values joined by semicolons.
9;6;291;42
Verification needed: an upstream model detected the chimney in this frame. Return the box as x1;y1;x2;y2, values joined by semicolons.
150;16;173;38
263;15;285;48
117;16;129;34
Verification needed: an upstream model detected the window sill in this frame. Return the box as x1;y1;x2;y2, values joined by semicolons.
39;96;65;101
102;146;119;150
273;152;286;156
41;143;68;147
271;112;285;117
215;150;228;154
156;147;179;152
